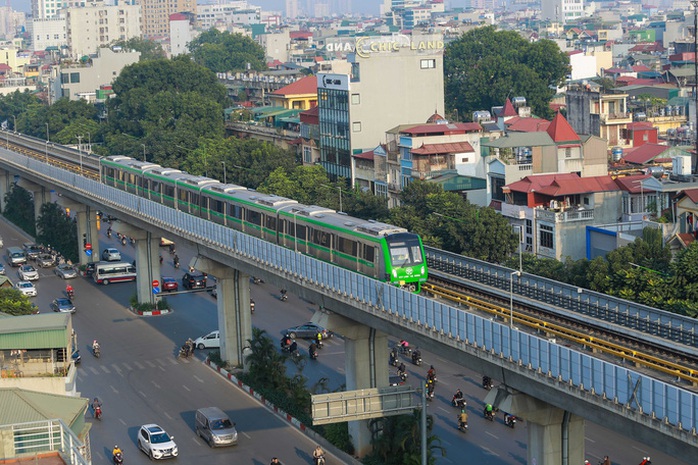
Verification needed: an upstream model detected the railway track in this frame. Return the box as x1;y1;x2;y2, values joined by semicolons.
6;129;698;387
426;271;698;388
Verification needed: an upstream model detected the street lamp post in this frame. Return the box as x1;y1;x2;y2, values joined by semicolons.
510;270;521;329
86;132;91;154
513;224;523;275
337;186;343;212
221;161;227;184
44;140;48;163
45;122;49;142
142;144;146;162
76;135;83;174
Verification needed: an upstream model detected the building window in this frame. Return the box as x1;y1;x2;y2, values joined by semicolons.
351;93;360;104
461;157;469;163
353;122;361;132
420;59;436;69
61;73;69;83
70;73;80;83
540;224;553;249
565;148;572;158
303;146;312;163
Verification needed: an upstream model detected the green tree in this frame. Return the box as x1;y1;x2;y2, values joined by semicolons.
0;288;36;316
364;411;444;465
3;184;35;236
671;242;698;284
0;90;41;130
188;30;266;73
109;38;166;61
36;202;79;263
444;26;569;120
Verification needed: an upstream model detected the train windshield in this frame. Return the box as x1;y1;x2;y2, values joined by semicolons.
387;236;423;267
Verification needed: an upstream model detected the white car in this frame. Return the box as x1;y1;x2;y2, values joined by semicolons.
194;330;220;350
18;265;39;281
15;281;37;297
138;424;178;460
101;248;121;262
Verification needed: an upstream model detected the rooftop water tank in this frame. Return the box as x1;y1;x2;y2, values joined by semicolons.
512;96;527;108
611;146;623;162
673;155;692;176
472;110;491;122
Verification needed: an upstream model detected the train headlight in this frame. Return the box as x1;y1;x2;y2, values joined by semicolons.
392;270;397;277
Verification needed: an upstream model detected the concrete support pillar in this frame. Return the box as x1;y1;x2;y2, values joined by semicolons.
16;179;46;224
313;312;389;457
113;224;160;304
193;256;251;367
485;389;585;465
75;207;100;266
0;168;12;213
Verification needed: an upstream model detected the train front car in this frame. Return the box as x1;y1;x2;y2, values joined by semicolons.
383;232;428;292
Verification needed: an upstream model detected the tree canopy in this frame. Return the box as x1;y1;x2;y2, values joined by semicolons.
188;30;266;73
444;26;570;121
109;38;166;61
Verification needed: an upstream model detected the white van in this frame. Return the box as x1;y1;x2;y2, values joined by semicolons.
195;407;237;447
194;331;220;350
6;247;27;266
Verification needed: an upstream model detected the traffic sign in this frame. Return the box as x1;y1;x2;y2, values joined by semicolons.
152;279;159;288
85;249;92;256
85;243;92;251
152;287;160;295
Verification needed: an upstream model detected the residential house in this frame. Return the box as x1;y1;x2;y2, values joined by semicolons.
267;75;318;110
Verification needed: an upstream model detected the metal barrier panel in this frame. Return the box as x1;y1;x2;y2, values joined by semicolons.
4;152;698;434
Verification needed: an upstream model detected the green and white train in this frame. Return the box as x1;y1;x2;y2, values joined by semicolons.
101;156;428;292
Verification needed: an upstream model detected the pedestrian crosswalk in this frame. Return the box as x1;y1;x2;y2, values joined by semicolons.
77;356;194;379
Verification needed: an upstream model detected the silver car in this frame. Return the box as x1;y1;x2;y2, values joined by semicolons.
15;281;37;297
35;253;55;268
101;248;121;262
18;265;39;281
54;264;77;279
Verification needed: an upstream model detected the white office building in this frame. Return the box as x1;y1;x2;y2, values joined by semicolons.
541;0;584;24
66;1;141;59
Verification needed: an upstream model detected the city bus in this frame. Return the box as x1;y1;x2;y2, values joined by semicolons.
93;262;137;285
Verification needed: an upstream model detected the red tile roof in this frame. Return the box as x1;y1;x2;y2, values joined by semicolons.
507;117;551;133
675;233;696;247
622;143;669;164
546;112;579;142
626;121;655;130
411;141;474;155
290;31;313;40
401;122;481;136
502;98;517;117
683;188;698;203
353;150;374;160
270;75;317;96
614;174;653;193
169;13;187;20
632;64;651;72
506;173;620;195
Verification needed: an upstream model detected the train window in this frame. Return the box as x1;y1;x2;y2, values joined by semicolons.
151;180;160;194
410;244;423;264
104;167;114;179
212;199;224;214
190;193;199;206
164;185;174;198
265;215;276;230
247;209;261;225
295;224;307;241
178;189;187;202
363;244;375;262
229;204;242;219
338;237;357;255
312;229;330;247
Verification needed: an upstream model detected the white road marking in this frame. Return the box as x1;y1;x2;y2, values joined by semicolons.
89;367;99;375
118;418;127;426
241;431;251;439
111;364;123;376
482;446;499;457
133;361;145;370
110;385;119;394
191;436;200;444
152;381;161;389
485;431;499;440
585;437;595;443
121;362;132;371
145;360;156;368
193;375;204;383
163;411;173;420
182;385;191;392
159;365;166;372
138;390;147;397
437;407;450;413
101;366;111;373
168;358;178;365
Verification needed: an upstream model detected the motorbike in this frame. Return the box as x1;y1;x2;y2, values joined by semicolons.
67;290;75;300
398;370;408;382
71;350;81;364
504;414;517;428
106;229;112;238
92;346;101;358
174;259;180;269
280;289;288;302
250;300;255;314
484;407;495;421
309;348;318;360
411;351;422;366
94;405;102;420
458;420;468;433
313;455;326;465
398;344;412;356
483;376;494;390
252;276;263;284
451;397;466;409
113;452;123;465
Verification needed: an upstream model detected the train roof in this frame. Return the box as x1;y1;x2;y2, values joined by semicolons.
149;167;184;178
174;173;221;189
287;205;408;237
202;183;248;195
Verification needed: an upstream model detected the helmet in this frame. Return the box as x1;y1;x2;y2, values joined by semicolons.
430;365;434;369
114;445;118;449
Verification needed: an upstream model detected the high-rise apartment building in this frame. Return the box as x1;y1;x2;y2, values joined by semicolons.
317;34;445;184
66;2;141;58
285;0;298;19
139;0;195;38
540;0;584;24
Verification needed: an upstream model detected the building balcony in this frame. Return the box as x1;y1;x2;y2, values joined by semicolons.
535;207;594;223
354;167;374;181
501;202;529;219
0;419;89;465
599;113;632;124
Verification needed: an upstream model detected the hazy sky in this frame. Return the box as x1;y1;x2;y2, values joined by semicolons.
14;0;31;13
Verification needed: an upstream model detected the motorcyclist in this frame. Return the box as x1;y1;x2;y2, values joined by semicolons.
106;226;112;238
427;365;436;382
426;379;435;399
399;339;410;353
483;375;493;389
309;342;318;359
316;331;323;348
280;288;288;301
484;403;494;419
411;348;421;363
312;445;325;465
458;409;468;429
184;338;194;357
66;284;74;298
281;334;292;350
397;362;406;378
389;347;398;365
173;255;180;268
452;389;465;407
504;412;516;426
289;340;298;355
112;445;122;457
270;458;281;465
92;398;102;418
92;340;100;354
